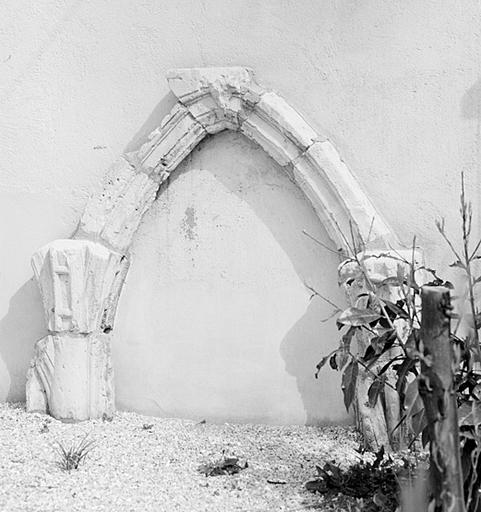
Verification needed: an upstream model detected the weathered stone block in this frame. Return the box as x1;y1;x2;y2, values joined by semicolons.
293;140;399;249
252;91;318;150
240;111;296;166
167;67;263;133
26;333;114;421
98;171;158;251
133;103;207;174
32;239;123;333
290;151;347;246
76;157;138;240
75;157;159;251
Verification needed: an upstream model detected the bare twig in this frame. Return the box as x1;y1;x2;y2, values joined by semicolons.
302;230;346;257
304;282;342;312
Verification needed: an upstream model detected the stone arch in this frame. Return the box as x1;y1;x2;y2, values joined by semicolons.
26;67;401;420
74;67;398;254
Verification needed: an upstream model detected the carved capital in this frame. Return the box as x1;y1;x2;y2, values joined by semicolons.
338;249;424;302
32;239;123;333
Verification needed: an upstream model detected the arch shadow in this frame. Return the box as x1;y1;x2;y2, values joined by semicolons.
128;130;351;424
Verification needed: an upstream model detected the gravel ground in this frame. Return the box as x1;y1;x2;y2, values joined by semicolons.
0;403;363;512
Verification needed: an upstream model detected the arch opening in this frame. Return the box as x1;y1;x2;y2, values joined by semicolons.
27;67;401;421
114;131;348;424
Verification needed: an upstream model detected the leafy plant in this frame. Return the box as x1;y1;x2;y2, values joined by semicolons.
314;233;448;449
313;172;481;510
305;446;417;511
436;173;481;512
55;434;95;471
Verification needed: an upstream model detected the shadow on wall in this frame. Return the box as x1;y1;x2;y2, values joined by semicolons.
124;92;179;154
0;278;46;401
155;130;349;425
461;78;481;120
461;79;481;233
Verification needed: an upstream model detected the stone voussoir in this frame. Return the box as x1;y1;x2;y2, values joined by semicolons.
167;67;264;134
98;171;159;251
294;140;398;248
249;91;318;150
240;92;318;167
132;102;207;176
76;156;138;241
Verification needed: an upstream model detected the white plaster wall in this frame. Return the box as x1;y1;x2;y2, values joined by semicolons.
1;1;481;419
115;131;347;424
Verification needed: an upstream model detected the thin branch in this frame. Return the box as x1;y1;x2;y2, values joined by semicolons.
304;282;343;312
302;230;346;257
469;236;481;262
365;217;375;248
436;218;464;264
459;173;481;363
348;351;397;391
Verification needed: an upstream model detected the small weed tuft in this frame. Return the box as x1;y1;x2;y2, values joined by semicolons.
55;434;95;471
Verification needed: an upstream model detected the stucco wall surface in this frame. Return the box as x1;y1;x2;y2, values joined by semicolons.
1;0;481;423
115;131;347;424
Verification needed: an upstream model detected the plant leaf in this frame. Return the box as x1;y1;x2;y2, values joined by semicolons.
395;358;416;393
368;377;385;408
404;379;422;418
329;353;338;371
411;408;427;441
379;276;403;287
341;327;357;351
382;300;409;320
459;401;481;428
363;344;377;362
337;307;381;327
315;355;330;378
305;479;328;493
378;355;404;376
342;360;359;411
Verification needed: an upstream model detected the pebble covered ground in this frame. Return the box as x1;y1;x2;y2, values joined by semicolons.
0;403;362;512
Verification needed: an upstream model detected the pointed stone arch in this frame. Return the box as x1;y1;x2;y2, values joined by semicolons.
74;67;398;253
27;67;402;421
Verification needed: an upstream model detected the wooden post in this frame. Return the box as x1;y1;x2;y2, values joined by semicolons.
420;286;465;512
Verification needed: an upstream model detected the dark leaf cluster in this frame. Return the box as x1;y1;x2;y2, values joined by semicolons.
305;447;411;512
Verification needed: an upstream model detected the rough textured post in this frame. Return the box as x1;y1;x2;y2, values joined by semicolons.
420;286;465;512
